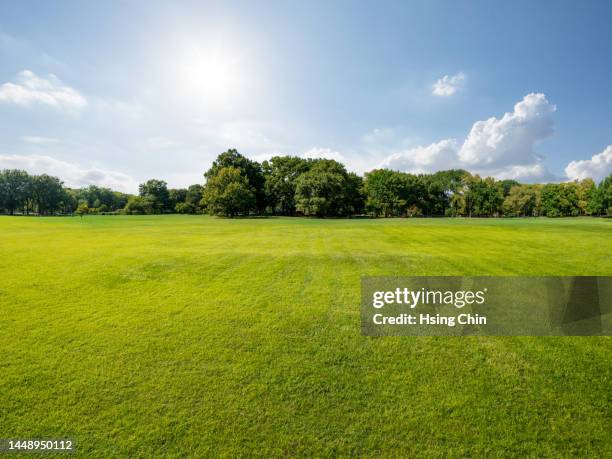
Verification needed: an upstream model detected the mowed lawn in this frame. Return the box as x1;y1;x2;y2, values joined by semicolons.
0;215;610;457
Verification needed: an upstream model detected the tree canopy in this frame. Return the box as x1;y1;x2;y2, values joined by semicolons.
2;151;611;218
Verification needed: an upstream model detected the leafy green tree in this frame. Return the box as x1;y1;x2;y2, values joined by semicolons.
439;170;472;216
588;174;612;216
468;176;504;217
558;182;580;216
576;178;596;215
503;185;540;216
169;188;188;212
75;202;89;216
124;195;155;214
346;172;365;215
185;184;204;213
175;202;195;214
295;160;352;217
262;156;312;215
541;184;561;217
0;169;31;214
201;166;256;217
499;179;520;197
363;169;406;217
30;174;64;215
112;192;130;211
205;149;265;213
398;173;427;215
418;175;444;216
601;174;612;216
139;179;170;213
541;183;580;217
61;189;78;214
74;185;120;211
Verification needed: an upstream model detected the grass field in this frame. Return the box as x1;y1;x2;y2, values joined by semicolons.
1;215;610;457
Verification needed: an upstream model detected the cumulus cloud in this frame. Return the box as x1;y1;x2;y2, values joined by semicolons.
432;72;466;96
302;147;345;162
0;154;136;192
565;145;612;183
459;93;556;167
0;70;87;112
380;93;561;182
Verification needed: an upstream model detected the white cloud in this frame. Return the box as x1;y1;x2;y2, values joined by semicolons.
380;139;459;173
494;163;557;182
380;93;560;182
21;136;59;145
565;145;612;183
302;147;345;162
432;72;466;97
0;154;136;192
0;70;87;112
459;93;556;168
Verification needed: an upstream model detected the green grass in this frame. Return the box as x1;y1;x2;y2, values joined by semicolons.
0;215;610;457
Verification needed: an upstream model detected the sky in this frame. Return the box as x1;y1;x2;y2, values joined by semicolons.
1;0;611;193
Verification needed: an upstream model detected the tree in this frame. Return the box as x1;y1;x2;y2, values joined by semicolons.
262;156;312;215
588;174;612;216
112;192;130;211
0;169;31;214
30;174;64;215
175;202;195;214
541;183;579;217
169;188;188;212
201;166;256;217
139;179;170;213
469;176;503;217
205;149;265;213
75;203;89;216
499;179;520;197
295;160;352;217
601;174;612;216
61;188;78;214
346;172;365;215
124;195;155;214
419;175;444;216
576;178;596;215
437;170;472;216
363;169;406;217
185;184;204;213
503;185;540;216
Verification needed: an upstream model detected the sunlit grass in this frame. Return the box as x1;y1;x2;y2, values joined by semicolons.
0;215;610;456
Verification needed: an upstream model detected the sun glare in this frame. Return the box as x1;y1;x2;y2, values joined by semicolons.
176;42;242;105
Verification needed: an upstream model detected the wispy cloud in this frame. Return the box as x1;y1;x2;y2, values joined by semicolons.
0;70;87;112
21;136;60;145
0;154;136;192
432;72;466;97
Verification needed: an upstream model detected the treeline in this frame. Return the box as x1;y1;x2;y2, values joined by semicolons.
0;169;131;215
1;149;611;217
197;149;612;218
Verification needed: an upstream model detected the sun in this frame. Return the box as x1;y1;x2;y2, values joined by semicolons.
176;42;242;105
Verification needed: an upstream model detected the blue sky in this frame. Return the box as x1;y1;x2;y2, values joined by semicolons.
1;0;611;192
